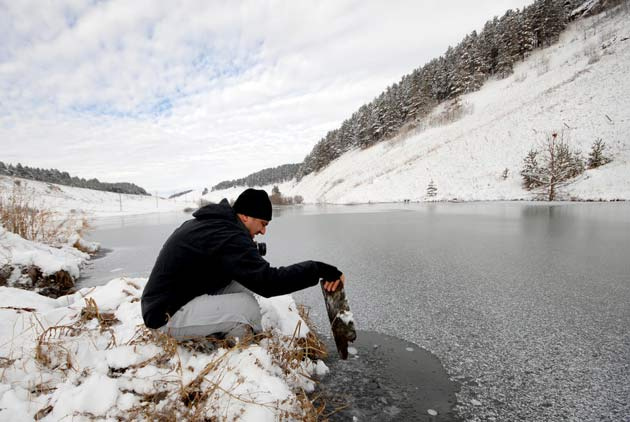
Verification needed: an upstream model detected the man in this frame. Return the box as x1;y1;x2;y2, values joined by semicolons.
141;188;344;341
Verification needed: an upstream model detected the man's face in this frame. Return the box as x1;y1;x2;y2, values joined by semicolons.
242;216;269;238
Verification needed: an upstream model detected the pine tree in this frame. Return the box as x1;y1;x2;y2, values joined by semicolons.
587;138;612;169
522;132;585;200
426;180;438;198
569;149;585;178
521;149;541;189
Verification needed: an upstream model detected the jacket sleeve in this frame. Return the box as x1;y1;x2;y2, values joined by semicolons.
217;233;320;297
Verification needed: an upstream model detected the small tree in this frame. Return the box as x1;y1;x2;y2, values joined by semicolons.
521;132;585;201
502;168;509;180
520;149;541;190
270;185;283;205
587;138;612;169
426;180;437;198
569;149;586;178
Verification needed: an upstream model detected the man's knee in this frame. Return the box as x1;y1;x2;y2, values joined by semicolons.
237;293;262;328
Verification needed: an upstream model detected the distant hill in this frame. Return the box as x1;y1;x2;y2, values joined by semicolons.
0;161;149;195
212;163;301;191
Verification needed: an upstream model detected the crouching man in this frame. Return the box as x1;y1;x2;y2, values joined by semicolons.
141;188;344;342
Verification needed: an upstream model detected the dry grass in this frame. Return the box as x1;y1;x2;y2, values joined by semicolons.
21;293;334;421
0;180;89;245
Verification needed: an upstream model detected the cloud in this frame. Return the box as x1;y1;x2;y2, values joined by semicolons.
0;0;535;193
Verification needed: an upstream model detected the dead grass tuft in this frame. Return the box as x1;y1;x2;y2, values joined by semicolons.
79;297;119;329
35;325;79;369
0;181;88;245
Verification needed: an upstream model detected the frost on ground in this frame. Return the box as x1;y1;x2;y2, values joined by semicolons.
0;278;329;421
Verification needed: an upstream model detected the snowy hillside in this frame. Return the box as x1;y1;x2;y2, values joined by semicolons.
0;176;198;218
207;7;630;204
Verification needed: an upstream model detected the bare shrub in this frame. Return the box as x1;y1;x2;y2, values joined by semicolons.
0;181;88;245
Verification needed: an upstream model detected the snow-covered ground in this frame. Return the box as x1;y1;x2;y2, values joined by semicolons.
0;226;91;289
206;7;630;204
0;277;327;421
0;176;198;218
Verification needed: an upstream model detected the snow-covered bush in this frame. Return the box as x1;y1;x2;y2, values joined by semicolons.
587;138;612;169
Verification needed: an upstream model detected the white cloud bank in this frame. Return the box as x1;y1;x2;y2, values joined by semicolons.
1;0;534;194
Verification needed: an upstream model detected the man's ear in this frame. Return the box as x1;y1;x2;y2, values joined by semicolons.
237;214;249;223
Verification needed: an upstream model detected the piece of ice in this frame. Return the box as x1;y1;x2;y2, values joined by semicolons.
427;409;438;416
471;399;482;406
406;347;414;352
348;347;358;355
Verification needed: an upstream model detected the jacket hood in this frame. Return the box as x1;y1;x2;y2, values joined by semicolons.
192;198;235;220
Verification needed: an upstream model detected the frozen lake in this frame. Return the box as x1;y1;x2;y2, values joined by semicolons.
82;202;630;421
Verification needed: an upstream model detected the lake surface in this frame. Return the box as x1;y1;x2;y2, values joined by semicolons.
82;202;630;421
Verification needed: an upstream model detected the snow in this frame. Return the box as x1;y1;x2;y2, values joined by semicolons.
258;294;310;337
0;277;328;421
0;226;89;281
337;310;354;325
205;8;630;205
0;176;198;218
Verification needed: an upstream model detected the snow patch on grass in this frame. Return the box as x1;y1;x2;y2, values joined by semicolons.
0;278;328;421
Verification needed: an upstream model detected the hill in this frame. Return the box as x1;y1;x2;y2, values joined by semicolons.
206;2;630;204
0;161;149;195
212;163;301;192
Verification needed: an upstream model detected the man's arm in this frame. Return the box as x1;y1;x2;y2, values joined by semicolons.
218;233;342;297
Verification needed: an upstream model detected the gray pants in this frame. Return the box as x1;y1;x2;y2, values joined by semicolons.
158;281;262;340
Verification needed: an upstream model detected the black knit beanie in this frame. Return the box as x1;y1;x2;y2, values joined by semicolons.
233;188;272;221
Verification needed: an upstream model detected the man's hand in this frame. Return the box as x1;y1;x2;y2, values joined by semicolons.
324;273;345;292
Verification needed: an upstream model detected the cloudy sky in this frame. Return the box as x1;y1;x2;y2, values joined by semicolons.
1;0;534;194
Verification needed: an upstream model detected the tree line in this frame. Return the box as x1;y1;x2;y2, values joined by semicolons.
212;163;301;191
0;161;149;195
295;0;619;180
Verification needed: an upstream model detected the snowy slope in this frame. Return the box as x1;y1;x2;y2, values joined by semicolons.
209;7;630;204
0;176;198;217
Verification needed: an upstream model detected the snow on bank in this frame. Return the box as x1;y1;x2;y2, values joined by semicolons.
0;226;89;288
0;277;327;421
0;176;198;218
208;8;630;204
